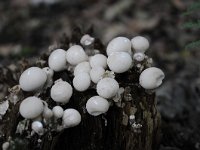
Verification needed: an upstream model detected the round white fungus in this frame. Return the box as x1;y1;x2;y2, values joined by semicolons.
90;67;105;83
73;72;91;91
131;36;149;53
74;61;91;76
89;54;107;68
52;106;64;119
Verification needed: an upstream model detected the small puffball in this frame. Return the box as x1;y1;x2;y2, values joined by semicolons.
89;54;107;68
66;45;88;65
106;37;132;56
90;67;105;83
19;67;47;91
86;96;109;116
43;107;53;119
62;108;81;128
131;36;149;53
97;77;119;99
133;52;145;62
73;72;91;91
107;52;132;73
48;49;67;71
139;67;165;90
52;106;64;118
80;34;94;46
74;61;91;76
19;96;44;119
51;80;73;103
2;142;9;150
31;121;44;135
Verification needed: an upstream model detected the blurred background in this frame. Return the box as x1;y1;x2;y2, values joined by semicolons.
0;0;200;150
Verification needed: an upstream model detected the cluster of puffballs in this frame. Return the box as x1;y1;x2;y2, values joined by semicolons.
18;35;165;136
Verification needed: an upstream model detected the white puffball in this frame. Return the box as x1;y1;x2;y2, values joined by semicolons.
107;52;132;73
133;52;145;62
48;49;67;71
80;34;94;46
19;96;44;119
131;36;149;53
52;106;64;118
74;61;91;76
73;72;91;91
89;54;107;68
86;96;109;116
19;67;47;91
106;37;132;56
50;80;73;103
31;121;44;135
97;77;119;99
139;67;165;90
66;45;88;65
43;107;53;119
62;108;81;128
90;67;105;83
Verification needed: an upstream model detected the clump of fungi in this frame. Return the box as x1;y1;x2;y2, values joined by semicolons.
1;32;165;150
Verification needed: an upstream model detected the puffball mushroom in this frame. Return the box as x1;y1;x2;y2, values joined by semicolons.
80;34;94;46
74;61;91;76
133;52;145;62
131;36;149;53
52;106;64;118
73;72;91;91
50;80;73;103
90;67;105;83
31;121;44;135
62;108;81;128
139;67;165;90
97;77;119;99
107;52;132;73
19;96;44;119
86;96;109;116
19;67;47;91
106;37;132;56
66;45;88;65
48;49;67;71
89;54;107;69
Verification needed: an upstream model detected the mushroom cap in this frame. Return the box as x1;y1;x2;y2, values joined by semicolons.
106;37;132;56
66;45;88;65
86;96;109;116
89;54;107;69
90;67;105;83
19;96;44;119
107;52;132;73
52;106;64;118
50;80;73;103
19;67;47;91
62;108;81;128
139;67;165;90
74;61;91;76
48;49;67;72
131;36;149;53
73;72;91;91
97;77;119;99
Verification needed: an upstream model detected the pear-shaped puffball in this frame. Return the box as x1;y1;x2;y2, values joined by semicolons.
89;54;107;68
139;67;165;90
31;121;44;135
107;52;132;73
90;67;105;83
62;108;81;128
86;96;109;116
66;45;88;65
50;80;73;103
74;61;91;76
97;77;119;99
131;36;149;53
52;106;64;118
106;37;131;56
19;96;44;119
73;72;91;91
133;52;145;62
48;49;67;71
19;67;47;91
